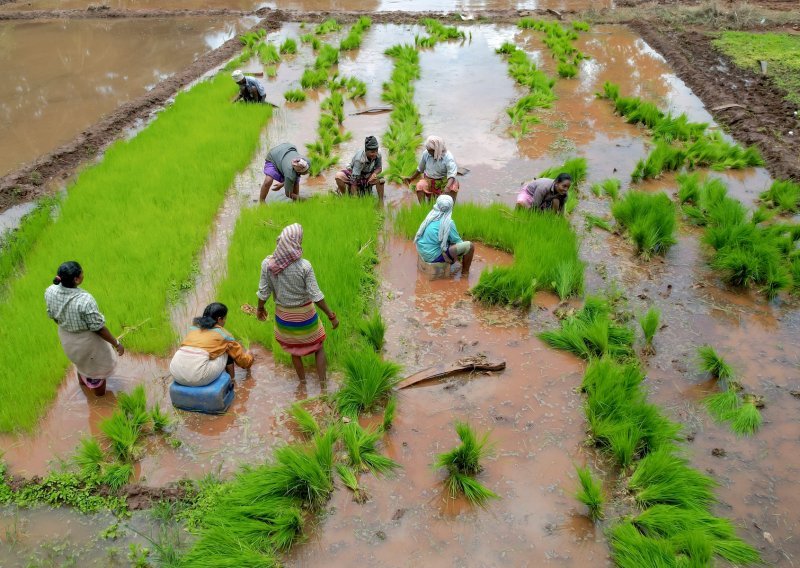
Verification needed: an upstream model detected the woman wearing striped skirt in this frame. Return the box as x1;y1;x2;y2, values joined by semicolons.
256;223;339;383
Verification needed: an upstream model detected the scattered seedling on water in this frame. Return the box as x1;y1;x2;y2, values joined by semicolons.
612;190;677;259
574;465;604;521
583;213;613;232
314;18;341;35
434;422;498;506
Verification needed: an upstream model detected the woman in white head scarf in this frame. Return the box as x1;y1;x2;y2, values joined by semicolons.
403;135;460;204
413;195;474;273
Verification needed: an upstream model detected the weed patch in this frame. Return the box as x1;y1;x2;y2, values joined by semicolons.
0;71;271;432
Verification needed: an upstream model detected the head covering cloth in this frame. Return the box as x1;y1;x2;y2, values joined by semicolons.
294;158;310;174
424;136;447;161
365;136;379;150
414;195;454;252
267;223;303;275
232;70;245;83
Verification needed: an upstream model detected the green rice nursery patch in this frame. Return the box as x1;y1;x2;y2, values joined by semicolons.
0;71;271;432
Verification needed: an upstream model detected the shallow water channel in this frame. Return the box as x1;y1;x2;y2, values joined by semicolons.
1;21;798;567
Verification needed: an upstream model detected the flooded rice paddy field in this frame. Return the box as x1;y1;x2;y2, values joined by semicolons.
1;18;799;567
0;16;255;178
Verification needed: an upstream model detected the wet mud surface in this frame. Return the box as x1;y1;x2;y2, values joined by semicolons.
631;24;800;182
2;20;800;567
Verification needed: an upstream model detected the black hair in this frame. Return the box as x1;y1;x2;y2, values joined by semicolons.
555;173;573;185
54;261;82;288
193;302;228;330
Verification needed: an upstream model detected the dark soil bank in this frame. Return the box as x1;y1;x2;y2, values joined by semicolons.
630;24;800;182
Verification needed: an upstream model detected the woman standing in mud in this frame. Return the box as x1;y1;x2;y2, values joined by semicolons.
256;223;338;385
403;135;460;203
44;261;124;396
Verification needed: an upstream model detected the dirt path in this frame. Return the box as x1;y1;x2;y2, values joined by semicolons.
0;7;252;18
630;24;800;182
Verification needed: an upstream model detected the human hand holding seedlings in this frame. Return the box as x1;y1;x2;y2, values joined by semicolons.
256;299;268;321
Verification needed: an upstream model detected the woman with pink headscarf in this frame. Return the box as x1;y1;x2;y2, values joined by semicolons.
256;223;339;384
403;135;460;203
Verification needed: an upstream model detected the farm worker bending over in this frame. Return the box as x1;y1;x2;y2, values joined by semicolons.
403;136;460;204
414;195;474;273
231;70;266;103
45;261;125;396
170;302;254;386
256;223;339;385
515;173;573;214
334;135;385;200
260;142;311;203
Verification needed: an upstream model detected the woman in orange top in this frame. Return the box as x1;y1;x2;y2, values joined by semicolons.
170;303;254;386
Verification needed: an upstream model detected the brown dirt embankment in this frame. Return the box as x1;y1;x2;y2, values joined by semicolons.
0;18;280;213
630;24;800;182
0;7;252;19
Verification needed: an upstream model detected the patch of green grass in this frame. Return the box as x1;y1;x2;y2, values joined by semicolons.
217;196;380;367
0;71;271;433
713;31;800;105
396;201;584;305
612;191;677;259
435;422;498;506
575;465;604;521
358;311;386;352
279;38;297;55
760;179;800;213
9;470;125;513
336;351;402;417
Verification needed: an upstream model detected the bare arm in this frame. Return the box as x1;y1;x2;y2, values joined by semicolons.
315;299;339;329
94;326;124;355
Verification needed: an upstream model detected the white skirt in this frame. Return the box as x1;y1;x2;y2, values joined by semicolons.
169;346;227;387
58;327;118;380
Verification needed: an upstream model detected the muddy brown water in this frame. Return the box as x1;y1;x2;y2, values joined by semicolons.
1;22;798;566
0;16;254;179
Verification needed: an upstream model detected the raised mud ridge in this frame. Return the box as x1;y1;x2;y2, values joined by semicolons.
631;23;800;182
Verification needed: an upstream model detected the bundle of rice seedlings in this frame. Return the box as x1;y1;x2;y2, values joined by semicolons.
336;463;368;503
344;76;367;99
283;89;306;102
495;41;516;54
612;191;677;258
314;18;341;35
574;465;604;521
149;403;172;433
435;422;498;506
729;396;762;436
341;422;399;475
497;43;557;137
572;21;590;31
704;388;741;422
239;29;266;49
760;179;800;213
300;33;321;50
631;142;686;182
421;18;465;42
339;16;372;51
180;529;278;566
257;43;280;65
382;396;397;431
288;403;321;437
74;437;105;477
697;345;734;380
100;462;133;490
608;521;676;568
100;410;142;462
638;306;660;350
335;350;402;416
591;178;620;200
358;311;386;352
264;440;334;508
279;38;297;55
584;214;612;232
300;68;328;89
628;447;717;508
557;62;578;78
653;113;708;143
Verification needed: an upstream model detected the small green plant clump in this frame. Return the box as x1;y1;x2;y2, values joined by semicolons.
314;18;341;35
434;422;498;506
396;192;585;305
496;41;556;138
257;42;280;65
283;89;307;102
599;82;763;180
677;173;798;298
288;402;322;437
760;179;800;213
574;465;604;521
591;177;621;200
341;421;399;475
300;32;322;51
336;351;402;417
416;18;465;48
697;344;734;381
518;18;589;77
583;213;612;232
279;37;297;55
611;190;677;259
358;311;386;352
638;306;660;351
339;16;372;51
381;43;423;182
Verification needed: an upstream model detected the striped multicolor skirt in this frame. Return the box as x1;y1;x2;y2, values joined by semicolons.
274;302;326;356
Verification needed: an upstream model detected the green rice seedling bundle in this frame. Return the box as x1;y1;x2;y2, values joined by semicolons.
574;465;604;521
557;62;578;78
217;196;380;367
697;344;734;380
497;44;556;137
74;437;105;477
336;463;368;503
288;403;321;437
100;410;142;463
339;16;372;50
704;388;741;422
264;65;278;78
420;18;465;43
341;422;399;475
760;179;800;213
100;462;133;491
572;21;590;31
612;190;677;258
301;67;328;89
653;113;708;143
382;396;397;431
630;141;686;181
381;44;423;182
284;89;307;102
0;196;58;289
239;29;266;49
314;18;341;35
434;422;498;506
395;201;584;304
730;396;762;436
539;297;634;361
257;43;280;65
638;306;660;349
149;403;171;433
118;384;150;429
336;350;402;416
344;76;367;99
583;214;612;232
0;71;271;433
300;33;321;51
279;37;297;55
685;132;764;171
628;447;717;508
608;521;679;568
314;43;340;69
306;90;350;176
519;19;588;70
358;311;386;352
597;177;621;200
495;41;516;55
